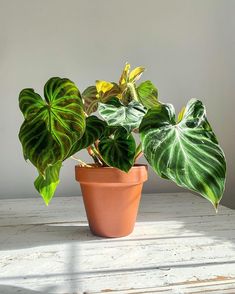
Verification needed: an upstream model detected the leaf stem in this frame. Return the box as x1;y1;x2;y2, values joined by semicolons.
87;145;105;166
70;156;92;167
127;82;139;101
91;145;107;166
134;143;143;162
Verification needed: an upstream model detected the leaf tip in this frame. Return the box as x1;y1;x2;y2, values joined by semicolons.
177;106;186;123
214;202;219;213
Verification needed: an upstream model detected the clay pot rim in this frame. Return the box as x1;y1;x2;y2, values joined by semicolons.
75;163;148;169
75;164;148;184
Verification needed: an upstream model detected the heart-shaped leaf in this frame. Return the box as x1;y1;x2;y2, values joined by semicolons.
19;77;85;175
34;161;62;206
140;99;226;208
98;127;136;172
137;80;159;109
98;98;146;132
19;77;85;205
66;116;107;158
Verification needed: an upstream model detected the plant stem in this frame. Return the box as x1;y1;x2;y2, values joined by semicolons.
87;145;106;166
87;146;101;165
91;145;106;165
70;156;92;167
134;151;143;162
134;143;143;162
127;82;138;101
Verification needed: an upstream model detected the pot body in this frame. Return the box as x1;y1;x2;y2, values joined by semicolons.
75;164;148;238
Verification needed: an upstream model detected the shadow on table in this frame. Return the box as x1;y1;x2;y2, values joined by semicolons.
1;194;235;293
0;224;100;250
0;284;56;293
1;193;235;252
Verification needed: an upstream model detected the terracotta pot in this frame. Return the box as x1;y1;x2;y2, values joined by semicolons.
75;164;148;238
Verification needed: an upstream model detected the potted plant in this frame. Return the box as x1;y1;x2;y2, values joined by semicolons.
18;63;226;237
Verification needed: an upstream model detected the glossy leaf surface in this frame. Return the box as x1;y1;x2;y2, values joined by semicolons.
34;161;62;205
98;98;146;132
98;127;136;172
19;77;85;204
140;99;226;208
66;116;107;158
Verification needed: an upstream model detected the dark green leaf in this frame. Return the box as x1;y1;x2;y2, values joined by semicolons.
66;116;107;158
19;77;85;175
98;127;136;172
140;99;226;208
19;77;85;205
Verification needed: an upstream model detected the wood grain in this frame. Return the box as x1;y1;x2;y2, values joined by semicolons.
1;193;235;293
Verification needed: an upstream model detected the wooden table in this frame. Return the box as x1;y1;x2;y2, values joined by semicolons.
1;193;235;294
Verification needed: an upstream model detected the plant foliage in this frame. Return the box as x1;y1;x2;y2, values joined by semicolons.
18;64;226;208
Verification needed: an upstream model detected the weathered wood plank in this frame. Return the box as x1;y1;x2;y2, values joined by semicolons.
1;193;235;293
0;193;233;226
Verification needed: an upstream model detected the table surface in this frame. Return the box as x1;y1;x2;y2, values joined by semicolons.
1;193;235;294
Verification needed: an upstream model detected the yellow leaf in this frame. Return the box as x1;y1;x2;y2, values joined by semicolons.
119;62;130;87
96;80;114;95
129;66;145;83
178;106;186;123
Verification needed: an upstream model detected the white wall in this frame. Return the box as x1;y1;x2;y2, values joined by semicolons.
0;0;234;207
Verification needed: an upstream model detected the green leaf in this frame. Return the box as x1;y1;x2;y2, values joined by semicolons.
82;86;98;115
139;99;226;208
66;116;107;158
34;161;62;206
98;127;136;172
137;80;159;109
19;119;62;174
98;98;146;132
19;77;85;205
19;77;85;175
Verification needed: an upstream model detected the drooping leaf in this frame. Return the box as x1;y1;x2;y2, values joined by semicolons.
19;77;85;175
66;116;107;158
82;86;98;115
139;99;226;208
98;98;146;132
129;66;145;83
98;127;136;172
19;119;63;174
137;80;159;109
34;161;62;206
